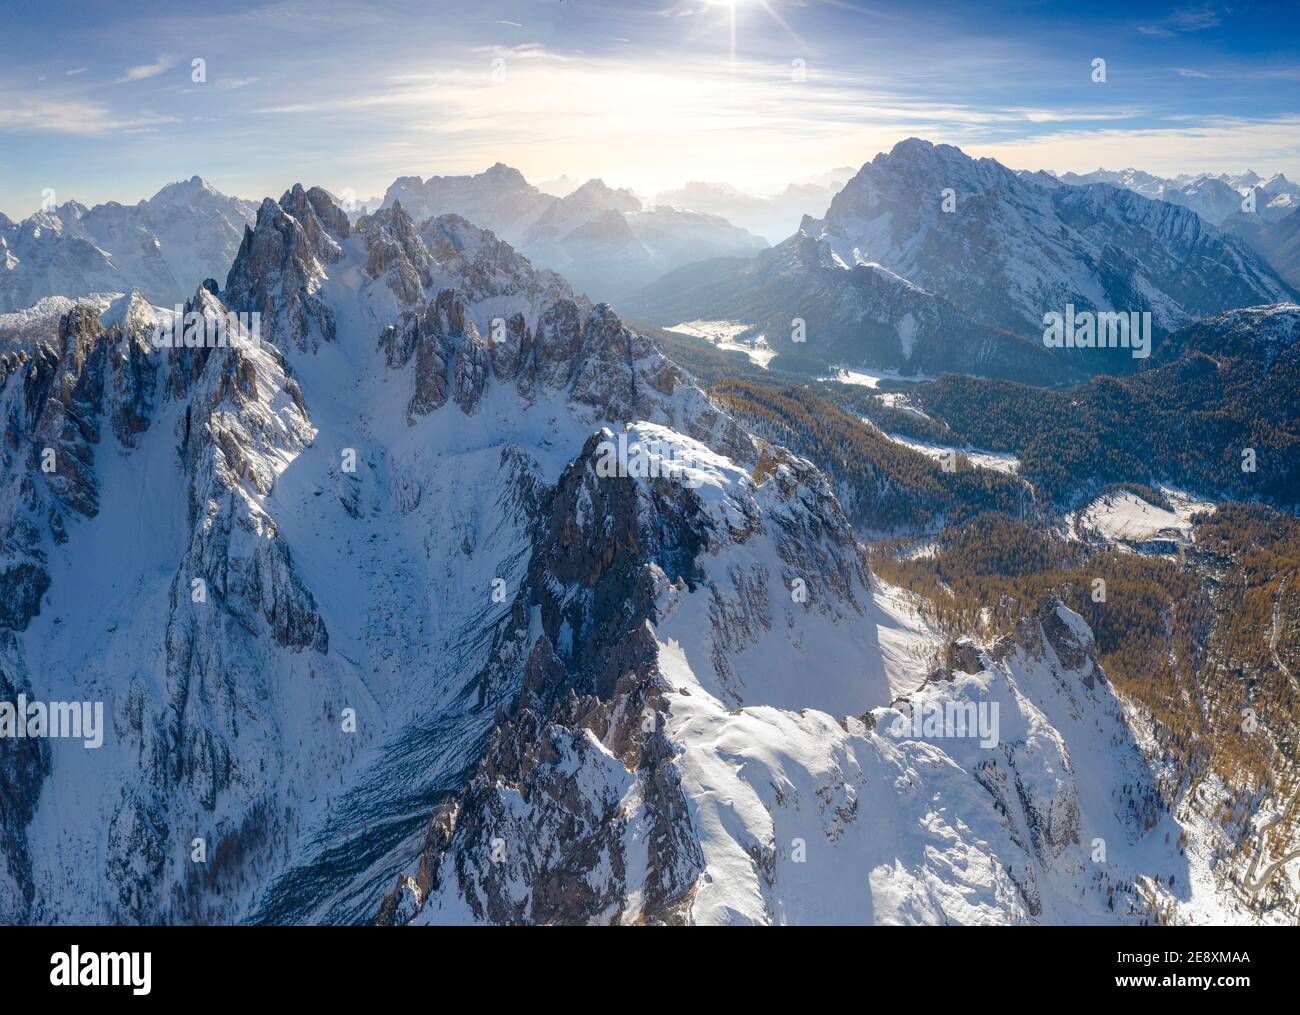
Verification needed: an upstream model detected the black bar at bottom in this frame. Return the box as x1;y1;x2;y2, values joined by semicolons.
0;924;1285;1001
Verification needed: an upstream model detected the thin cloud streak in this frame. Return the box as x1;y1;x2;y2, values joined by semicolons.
115;56;177;84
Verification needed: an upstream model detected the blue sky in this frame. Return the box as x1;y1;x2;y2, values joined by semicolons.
2;0;1299;216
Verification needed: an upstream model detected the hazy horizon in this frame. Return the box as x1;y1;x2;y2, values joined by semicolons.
3;139;1297;225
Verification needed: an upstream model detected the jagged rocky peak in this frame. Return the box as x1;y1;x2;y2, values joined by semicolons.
146;174;222;207
420;211;516;270
22;303;111;522
0;291;171;637
991;596;1101;677
821;136;1012;229
101;290;160;446
481;161;531;187
160;282;229;399
224;187;341;353
419;213;579;321
227;184;349;290
382;261;691;422
279;183;349;256
379;162;553;240
356;201;432;303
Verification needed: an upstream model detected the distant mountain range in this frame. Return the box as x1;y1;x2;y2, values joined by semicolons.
653;168;856;243
1041;165;1300;291
0;177;257;314
1049;166;1300;225
381;166;767;301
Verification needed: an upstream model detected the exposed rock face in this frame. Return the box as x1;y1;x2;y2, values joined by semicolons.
487;312;529;381
452;323;490;414
224;192;338;353
357;202;431;306
418;213;578;328
37;304;108;519
381;163;554;241
529;298;584;393
352;201;712;427
406;289;463;420
105;291;160;446
278;184;348;263
0;293;151;636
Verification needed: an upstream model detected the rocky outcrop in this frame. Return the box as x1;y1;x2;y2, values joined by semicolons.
224;191;339;353
357;202;431;306
405;289;464;420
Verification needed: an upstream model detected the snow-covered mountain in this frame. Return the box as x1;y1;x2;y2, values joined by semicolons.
1054;167;1171;199
621;227;1070;385
804;139;1293;371
390;595;1206;925
381;169;766;302
1;181;1288;925
0;177;257;314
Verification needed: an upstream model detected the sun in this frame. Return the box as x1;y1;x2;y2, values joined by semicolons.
701;0;806;69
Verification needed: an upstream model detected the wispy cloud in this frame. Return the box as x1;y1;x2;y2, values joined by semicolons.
1138;5;1222;37
65;67;87;76
0;92;177;135
115;55;176;83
